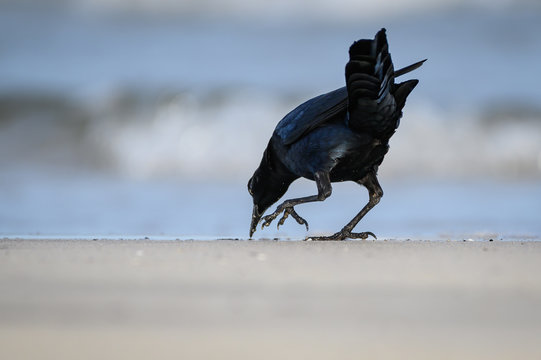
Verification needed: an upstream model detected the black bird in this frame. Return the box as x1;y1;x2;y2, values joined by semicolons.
248;28;425;240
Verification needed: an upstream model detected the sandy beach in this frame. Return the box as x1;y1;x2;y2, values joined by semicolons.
0;239;540;359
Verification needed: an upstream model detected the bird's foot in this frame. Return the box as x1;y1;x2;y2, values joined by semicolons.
305;230;376;241
278;207;309;230
261;206;309;231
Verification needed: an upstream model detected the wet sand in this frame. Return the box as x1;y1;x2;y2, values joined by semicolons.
1;239;540;359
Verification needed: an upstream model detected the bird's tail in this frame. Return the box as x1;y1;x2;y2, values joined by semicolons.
345;28;421;136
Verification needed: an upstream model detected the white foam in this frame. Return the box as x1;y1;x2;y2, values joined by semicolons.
82;93;541;180
2;89;539;180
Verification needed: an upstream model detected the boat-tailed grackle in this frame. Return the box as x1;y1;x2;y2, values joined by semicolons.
248;28;425;240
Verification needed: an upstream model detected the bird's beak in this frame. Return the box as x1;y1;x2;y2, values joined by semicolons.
249;205;262;238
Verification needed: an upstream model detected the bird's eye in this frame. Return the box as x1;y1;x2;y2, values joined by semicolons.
247;178;254;195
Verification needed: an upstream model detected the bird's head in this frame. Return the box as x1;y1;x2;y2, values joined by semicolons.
248;167;276;238
248;149;293;238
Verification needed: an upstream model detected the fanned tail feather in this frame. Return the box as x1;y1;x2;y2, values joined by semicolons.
345;28;397;136
394;59;426;78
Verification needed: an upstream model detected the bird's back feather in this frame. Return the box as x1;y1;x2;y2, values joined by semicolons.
274;87;348;146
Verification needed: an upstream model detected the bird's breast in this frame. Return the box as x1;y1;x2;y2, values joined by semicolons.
329;142;389;182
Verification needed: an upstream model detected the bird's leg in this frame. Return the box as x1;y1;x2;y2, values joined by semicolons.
261;171;332;231
307;172;382;241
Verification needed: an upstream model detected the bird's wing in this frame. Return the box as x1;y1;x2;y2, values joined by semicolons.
274;87;348;146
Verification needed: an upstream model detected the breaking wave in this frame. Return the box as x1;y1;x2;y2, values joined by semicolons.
1;89;540;181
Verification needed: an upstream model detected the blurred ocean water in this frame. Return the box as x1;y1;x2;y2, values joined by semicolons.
0;2;540;238
1;169;540;239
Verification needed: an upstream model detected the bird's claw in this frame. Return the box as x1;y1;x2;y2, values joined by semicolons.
261;213;278;230
349;231;377;240
261;206;309;231
305;230;377;241
278;207;309;230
